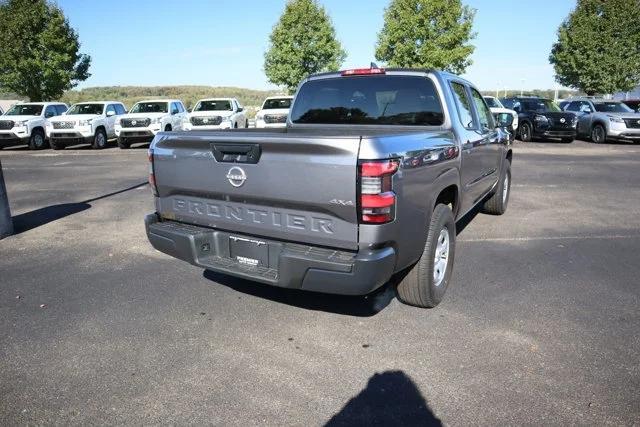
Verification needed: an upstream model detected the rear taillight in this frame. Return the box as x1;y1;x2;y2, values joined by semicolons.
148;148;158;196
359;159;399;224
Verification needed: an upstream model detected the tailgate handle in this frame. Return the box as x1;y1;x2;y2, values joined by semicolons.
211;143;261;164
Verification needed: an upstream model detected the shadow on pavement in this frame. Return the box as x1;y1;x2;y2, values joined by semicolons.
203;269;396;317
11;182;147;234
325;370;442;426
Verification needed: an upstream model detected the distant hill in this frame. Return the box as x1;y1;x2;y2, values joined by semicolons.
60;85;285;110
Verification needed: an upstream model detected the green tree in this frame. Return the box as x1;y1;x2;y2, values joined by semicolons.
264;0;346;93
0;0;91;101
375;0;476;74
550;0;640;95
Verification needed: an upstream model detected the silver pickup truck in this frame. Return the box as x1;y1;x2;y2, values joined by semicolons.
145;68;514;308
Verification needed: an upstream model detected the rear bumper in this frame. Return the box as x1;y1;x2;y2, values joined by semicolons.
145;214;396;296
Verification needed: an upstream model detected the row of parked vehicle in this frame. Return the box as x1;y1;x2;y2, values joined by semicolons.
0;95;294;150
483;95;640;144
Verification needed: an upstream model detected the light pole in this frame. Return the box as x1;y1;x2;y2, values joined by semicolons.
0;159;13;239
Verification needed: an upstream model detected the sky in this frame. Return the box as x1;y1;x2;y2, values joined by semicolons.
55;0;576;92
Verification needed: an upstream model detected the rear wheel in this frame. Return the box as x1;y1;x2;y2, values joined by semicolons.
591;124;606;144
117;137;130;149
28;129;46;150
519;122;532;142
92;128;107;149
482;159;511;215
396;204;456;308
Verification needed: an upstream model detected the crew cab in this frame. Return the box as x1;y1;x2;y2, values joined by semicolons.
115;99;188;149
185;98;248;131
0;102;67;150
502;96;577;143
47;101;127;149
255;96;294;128
562;98;640;143
145;68;514;308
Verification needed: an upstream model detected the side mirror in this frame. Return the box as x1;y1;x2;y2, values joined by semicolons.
45;112;54;118
495;112;514;128
171;109;179;115
237;107;244;113
106;110;115;117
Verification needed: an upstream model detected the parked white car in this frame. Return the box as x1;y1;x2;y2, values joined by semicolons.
47;101;127;150
255;96;293;128
0;102;67;150
115;99;188;148
484;96;519;131
185;98;248;131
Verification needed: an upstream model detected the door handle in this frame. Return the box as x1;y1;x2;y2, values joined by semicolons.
211;143;261;164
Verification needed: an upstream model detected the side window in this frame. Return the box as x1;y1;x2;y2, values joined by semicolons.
44;105;57;118
115;104;126;115
450;82;475;129
171;102;178;114
470;88;495;130
106;104;116;116
580;101;593;113
178;102;185;113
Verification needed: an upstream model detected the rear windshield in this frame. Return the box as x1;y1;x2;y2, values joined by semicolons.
194;100;232;111
263;98;292;109
66;103;104;115
290;75;444;126
130;102;168;113
5;104;43;116
594;102;633;113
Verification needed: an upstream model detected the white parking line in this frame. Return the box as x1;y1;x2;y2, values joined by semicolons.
459;234;640;242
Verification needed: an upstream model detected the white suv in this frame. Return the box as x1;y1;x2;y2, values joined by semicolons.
255;96;293;128
0;102;67;150
115;99;188;148
47;101;127;150
185;98;248;131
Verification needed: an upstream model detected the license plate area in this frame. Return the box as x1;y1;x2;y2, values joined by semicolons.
229;236;269;267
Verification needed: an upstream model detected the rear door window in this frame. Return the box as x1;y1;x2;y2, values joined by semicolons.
450;82;475;129
290;75;444;126
470;88;495;130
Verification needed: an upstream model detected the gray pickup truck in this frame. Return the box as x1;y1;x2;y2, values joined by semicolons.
145;68;514;308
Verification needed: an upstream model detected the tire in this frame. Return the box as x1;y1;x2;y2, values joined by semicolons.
117;137;130;149
164;124;172;132
245;119;249;128
518;122;532;142
49;138;64;150
92;128;107;149
482;159;511;215
591;124;606;144
234;122;238;129
561;138;574;143
28;129;46;150
396;204;456;308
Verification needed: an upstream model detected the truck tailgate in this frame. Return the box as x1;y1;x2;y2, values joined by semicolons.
152;131;361;250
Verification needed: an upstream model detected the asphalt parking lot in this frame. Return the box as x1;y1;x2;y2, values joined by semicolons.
1;139;639;425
